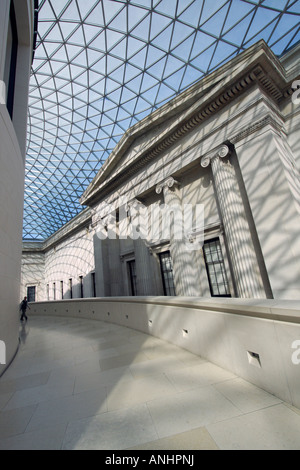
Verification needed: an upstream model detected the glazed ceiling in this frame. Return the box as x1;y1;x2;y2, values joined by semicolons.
24;0;300;240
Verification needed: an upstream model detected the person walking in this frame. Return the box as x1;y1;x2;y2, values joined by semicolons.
20;296;30;322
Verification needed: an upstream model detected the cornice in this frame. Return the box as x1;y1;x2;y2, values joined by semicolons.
230;113;284;145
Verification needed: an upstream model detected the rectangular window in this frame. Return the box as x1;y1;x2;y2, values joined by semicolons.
91;272;96;298
60;281;64;299
46;284;49;301
203;238;231;297
53;283;56;300
27;286;36;302
128;260;137;296
159;251;176;296
79;276;84;298
69;279;73;299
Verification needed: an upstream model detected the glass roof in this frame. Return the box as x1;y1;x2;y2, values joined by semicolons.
24;0;300;240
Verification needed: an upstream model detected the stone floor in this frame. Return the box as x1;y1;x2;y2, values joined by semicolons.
0;315;300;450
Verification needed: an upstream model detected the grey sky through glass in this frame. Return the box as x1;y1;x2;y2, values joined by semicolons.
24;0;300;240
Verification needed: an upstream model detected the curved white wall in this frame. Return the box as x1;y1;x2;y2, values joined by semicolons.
30;297;300;409
0;0;34;376
0;105;24;375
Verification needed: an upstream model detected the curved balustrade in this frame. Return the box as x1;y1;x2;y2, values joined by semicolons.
29;296;300;409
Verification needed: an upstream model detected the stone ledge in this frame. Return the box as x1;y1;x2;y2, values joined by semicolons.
31;296;300;324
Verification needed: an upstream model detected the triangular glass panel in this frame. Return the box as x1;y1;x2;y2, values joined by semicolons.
146;56;167;80
150;12;173;40
223;0;255;34
108;6;128;33
127;4;149;31
209;40;239;70
127;35;145;58
172;34;196;61
164;55;185;78
244;8;280;43
103;0;125;25
106;30;125;51
179;0;204;27
131;14;151;41
151;23;173;50
200;3;231;36
60;1;81;22
199;0;229;26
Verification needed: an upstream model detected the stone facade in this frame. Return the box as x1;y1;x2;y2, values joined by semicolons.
21;40;300;301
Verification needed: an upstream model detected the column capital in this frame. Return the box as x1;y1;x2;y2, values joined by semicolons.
200;144;231;168
156;176;179;195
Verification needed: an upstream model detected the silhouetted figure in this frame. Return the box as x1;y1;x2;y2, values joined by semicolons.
20;297;30;322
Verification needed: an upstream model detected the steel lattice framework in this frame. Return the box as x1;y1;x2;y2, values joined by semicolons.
24;0;300;240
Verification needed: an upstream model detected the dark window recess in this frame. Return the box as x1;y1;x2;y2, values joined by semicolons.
128;260;137;296
69;279;73;299
203;238;231;297
4;1;18;119
159;251;176;296
91;272;96;297
79;276;84;298
32;0;39;62
27;286;36;302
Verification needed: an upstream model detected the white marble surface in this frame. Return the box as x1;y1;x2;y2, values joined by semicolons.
1;315;300;450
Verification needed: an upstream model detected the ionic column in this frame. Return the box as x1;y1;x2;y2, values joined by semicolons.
127;199;155;295
156;177;201;296
201;145;265;298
